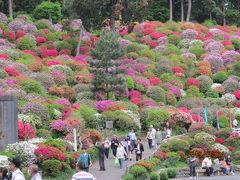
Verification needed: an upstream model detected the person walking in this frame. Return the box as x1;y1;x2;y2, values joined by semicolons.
111;135;119;158
128;129;137;150
72;162;96;180
104;137;111;160
27;164;42;180
8;158;25;180
162;127;168;140
121;138;129;160
202;155;214;176
0;167;8;180
188;154;197;178
134;138;144;161
116;143;127;169
77;148;92;172
146;128;154;149
150;125;156;148
155;128;162;148
96;142;106;171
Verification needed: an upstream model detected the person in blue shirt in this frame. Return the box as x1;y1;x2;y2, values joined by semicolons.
77;147;92;172
128;129;137;151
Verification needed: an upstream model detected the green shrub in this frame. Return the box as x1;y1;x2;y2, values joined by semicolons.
76;104;97;128
202;19;217;26
159;170;168;180
126;76;135;89
167;139;190;152
230;61;240;77
188;122;216;136
20;79;45;96
0;152;15;158
168;35;181;45
17;37;36;50
197;75;213;93
217;116;229;128
150;172;160;180
122;174;134;180
56;41;73;51
167;168;178;178
205;89;219;98
186;86;204;98
163;44;181;55
146;109;170;128
215;128;232;139
213;71;228;83
194;132;216;145
41;160;63;177
129;165;148;179
33;2;62;23
42;138;67;152
189;46;205;59
36;129;52;138
231;39;240;50
127;43;147;53
46;32;62;41
35;20;51;29
146;86;166;103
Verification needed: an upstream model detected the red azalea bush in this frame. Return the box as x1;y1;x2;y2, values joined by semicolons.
4;67;20;76
186;78;200;87
0;54;10;60
47;60;63;66
172;67;184;73
84;129;102;144
16;31;25;38
235;100;240;108
29;61;44;72
36;37;46;44
191;114;204;122
18;122;35;140
34;146;66;162
144;29;154;35
150;32;166;39
214;138;225;144
232;90;240;99
154;151;166;160
227;146;234;151
149;77;162;86
23;50;37;56
41;49;58;58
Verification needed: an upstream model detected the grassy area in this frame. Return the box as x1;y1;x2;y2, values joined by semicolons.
44;169;75;180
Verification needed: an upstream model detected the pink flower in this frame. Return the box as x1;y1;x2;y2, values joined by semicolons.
47;60;63;66
186;78;200;87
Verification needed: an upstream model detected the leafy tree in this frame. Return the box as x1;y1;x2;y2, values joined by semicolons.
90;29;126;99
146;0;169;22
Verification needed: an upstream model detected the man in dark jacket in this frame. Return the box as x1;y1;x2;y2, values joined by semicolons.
96;142;106;171
111;135;119;158
134;138;144;161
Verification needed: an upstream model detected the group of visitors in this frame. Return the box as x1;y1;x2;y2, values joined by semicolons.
146;123;172;149
188;154;235;178
0;158;42;180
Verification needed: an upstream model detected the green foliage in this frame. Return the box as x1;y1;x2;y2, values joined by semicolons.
122;174;135;180
197;75;213;93
167;168;178;178
35;19;52;29
189;46;205;59
216;116;229;128
146;109;170;127
126;76;135;89
46;32;62;41
165;139;190;153
159;170;168;180
0;151;15;158
41;160;63;177
194;132;216;145
213;71;228;83
168;35;181;45
215;128;232;139
230;61;240;77
231;39;240;50
129;165;148;179
42;138;67;152
186;86;204;98
76;104;97;128
146;86;166;103
202;19;218;26
90;29;126;99
56;41;73;51
20;79;45;96
150;172;160;180
205;89;219;98
146;0;169;22
17;37;37;50
36;129;52;139
33;2;62;23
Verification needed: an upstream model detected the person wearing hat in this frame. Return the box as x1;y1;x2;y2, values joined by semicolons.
8;158;25;180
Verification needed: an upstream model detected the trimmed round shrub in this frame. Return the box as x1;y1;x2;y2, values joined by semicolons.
17;37;37;50
150;172;160;180
146;86;166;103
33;2;62;23
146;109;170;127
165;138;190;153
42;138;67;152
188;122;215;136
154;59;173;76
222;78;239;93
194;132;216;145
167;168;178;178
197;75;213;93
213;71;228;83
129;165;148;179
177;97;210;109
189;46;205;59
159;170;168;180
41;160;63;177
20;79;45;96
123;174;134;180
205;89;219;98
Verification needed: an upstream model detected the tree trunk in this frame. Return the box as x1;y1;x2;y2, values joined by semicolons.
110;15;115;29
181;0;184;22
8;0;13;19
169;0;173;21
186;0;192;22
76;25;83;57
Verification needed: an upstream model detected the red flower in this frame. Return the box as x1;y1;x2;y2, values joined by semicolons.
221;41;232;46
172;32;181;35
150;32;166;39
18;122;35;140
227;146;234;151
144;29;154;35
36;37;46;44
191;114;204;122
186;78;200;87
232;90;240;99
90;36;99;42
150;41;157;48
0;54;10;60
235;100;240;108
42;29;50;34
4;67;20;76
130;97;141;106
59;49;71;55
149;77;162;86
23;50;36;56
62;34;70;40
41;49;58;58
129;90;142;98
47;60;63;66
34;146;66;162
79;47;90;54
215;138;225;144
16;31;25;38
172;67;184;73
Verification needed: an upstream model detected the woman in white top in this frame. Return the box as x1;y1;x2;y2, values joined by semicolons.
116;143;127;169
104;137;111;160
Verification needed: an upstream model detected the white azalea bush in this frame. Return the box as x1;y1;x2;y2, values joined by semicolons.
221;93;237;104
18;113;42;128
212;143;230;154
0;155;9;167
6;141;37;166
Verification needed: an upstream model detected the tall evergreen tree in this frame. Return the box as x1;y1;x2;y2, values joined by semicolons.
90;29;126;100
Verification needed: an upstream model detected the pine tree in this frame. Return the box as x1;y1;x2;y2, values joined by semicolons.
90;29;126;99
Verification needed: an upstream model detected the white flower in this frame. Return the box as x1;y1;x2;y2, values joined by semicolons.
180;89;186;97
221;93;237;103
212;143;230;154
0;155;9;167
121;110;141;129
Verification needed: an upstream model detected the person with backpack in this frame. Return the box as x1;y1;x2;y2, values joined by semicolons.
77;147;92;172
8;158;25;180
